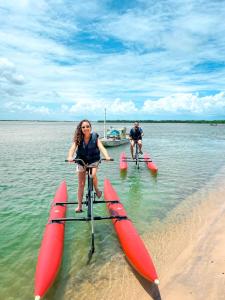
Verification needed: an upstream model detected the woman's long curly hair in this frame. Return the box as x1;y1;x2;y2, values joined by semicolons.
73;119;92;146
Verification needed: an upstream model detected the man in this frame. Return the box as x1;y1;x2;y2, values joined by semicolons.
129;121;144;159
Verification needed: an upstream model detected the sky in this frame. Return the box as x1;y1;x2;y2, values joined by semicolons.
1;0;225;121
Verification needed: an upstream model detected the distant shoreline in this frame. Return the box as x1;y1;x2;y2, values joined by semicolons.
97;120;225;124
0;119;225;124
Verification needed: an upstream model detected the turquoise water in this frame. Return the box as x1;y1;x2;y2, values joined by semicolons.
1;121;225;300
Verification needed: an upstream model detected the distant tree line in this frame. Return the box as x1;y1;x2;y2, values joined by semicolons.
97;120;225;124
1;119;225;124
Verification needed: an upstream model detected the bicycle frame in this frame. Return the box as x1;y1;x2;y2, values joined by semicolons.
51;158;126;262
76;159;100;260
134;141;140;169
121;140;152;169
86;166;94;217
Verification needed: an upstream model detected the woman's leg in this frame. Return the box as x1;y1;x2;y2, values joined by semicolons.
92;167;102;198
76;170;86;211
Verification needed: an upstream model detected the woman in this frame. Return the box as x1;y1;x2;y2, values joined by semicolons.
67;119;111;213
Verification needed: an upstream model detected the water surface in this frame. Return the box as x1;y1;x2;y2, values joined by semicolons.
0;121;225;299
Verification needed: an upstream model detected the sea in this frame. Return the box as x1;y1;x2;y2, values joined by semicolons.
1;121;225;300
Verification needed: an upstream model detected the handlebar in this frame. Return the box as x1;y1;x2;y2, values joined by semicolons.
65;158;114;168
101;158;114;161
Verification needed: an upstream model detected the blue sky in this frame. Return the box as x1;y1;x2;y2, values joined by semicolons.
1;0;225;120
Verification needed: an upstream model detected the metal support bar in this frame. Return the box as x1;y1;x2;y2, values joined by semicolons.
55;201;87;205
50;215;128;223
55;200;120;205
93;200;119;204
122;159;152;162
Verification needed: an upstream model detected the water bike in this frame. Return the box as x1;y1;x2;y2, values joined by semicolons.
120;141;158;172
34;159;159;299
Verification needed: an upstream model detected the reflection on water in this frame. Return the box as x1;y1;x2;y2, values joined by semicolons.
120;169;127;180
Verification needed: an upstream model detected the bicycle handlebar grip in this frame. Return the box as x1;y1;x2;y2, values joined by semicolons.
101;158;114;161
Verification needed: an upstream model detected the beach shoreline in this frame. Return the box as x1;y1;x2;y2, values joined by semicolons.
64;168;225;300
159;181;225;300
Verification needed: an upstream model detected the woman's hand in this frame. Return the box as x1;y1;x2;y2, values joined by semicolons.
67;157;74;162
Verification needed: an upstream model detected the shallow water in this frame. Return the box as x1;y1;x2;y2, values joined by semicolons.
0;121;225;300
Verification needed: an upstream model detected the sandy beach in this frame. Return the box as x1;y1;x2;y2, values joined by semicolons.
159;183;225;300
64;171;225;300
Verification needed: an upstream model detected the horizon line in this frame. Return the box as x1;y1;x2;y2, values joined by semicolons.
0;119;225;123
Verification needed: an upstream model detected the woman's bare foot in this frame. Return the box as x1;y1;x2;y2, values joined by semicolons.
75;207;83;213
96;190;102;199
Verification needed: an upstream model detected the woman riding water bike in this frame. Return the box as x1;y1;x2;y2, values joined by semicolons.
67;119;111;212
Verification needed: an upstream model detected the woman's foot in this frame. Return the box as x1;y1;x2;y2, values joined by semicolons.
96;190;102;199
75;207;83;213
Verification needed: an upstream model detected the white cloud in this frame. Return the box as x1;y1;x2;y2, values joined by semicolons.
64;98;137;115
142;92;225;116
2;92;225;120
5;101;50;115
1;1;225;120
59;92;225;118
0;57;26;102
0;57;25;84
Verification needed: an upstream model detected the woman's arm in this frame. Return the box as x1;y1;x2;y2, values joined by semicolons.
67;142;77;161
97;139;111;160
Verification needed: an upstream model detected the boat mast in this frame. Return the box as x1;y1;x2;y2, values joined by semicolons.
104;108;106;139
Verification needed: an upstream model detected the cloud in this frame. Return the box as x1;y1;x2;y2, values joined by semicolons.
5;101;50;115
0;57;25;85
62;97;138;116
1;1;225;120
1;91;225;120
60;92;225;119
142;92;225;116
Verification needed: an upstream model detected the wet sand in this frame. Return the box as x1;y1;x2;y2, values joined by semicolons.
65;172;225;300
159;184;225;300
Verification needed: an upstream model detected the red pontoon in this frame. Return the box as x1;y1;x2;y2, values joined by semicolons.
104;179;159;284
34;181;68;299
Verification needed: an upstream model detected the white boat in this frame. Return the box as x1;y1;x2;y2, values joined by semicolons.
100;109;130;147
101;127;130;147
